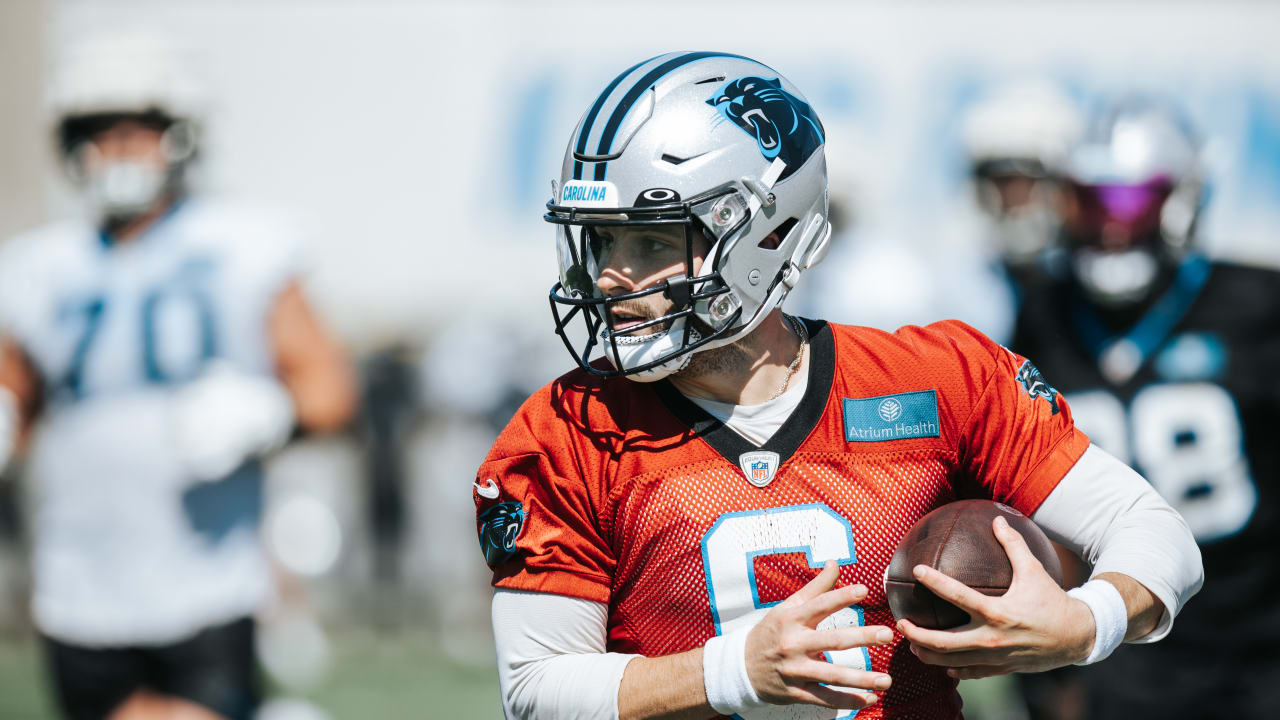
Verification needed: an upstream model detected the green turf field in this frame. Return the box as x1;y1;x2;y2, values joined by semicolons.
307;627;502;719
0;632;52;719
0;627;1022;719
0;627;503;720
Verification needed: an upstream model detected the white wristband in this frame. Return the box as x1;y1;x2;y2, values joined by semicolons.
1068;579;1128;665
703;625;766;716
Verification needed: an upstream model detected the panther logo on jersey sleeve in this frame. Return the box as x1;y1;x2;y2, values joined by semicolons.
478;501;526;568
1016;359;1061;415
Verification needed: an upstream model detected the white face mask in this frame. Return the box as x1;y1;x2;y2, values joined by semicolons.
83;159;169;220
1073;247;1160;306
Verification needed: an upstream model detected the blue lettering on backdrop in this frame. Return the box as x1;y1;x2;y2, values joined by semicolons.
507;71;557;215
498;60;1280;267
1244;87;1280;200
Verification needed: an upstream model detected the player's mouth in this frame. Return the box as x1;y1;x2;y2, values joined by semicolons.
608;306;662;334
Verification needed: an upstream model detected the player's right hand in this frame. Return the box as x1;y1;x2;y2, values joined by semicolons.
171;362;296;481
744;560;894;710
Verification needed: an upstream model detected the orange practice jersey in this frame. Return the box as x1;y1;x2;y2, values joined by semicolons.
474;319;1089;720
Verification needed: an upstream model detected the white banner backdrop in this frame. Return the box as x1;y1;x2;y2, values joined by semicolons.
34;0;1280;353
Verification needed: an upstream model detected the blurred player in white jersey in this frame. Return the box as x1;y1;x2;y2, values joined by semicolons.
960;80;1082;286
0;30;357;720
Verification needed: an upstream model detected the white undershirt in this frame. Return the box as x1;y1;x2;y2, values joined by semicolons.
1033;444;1203;642
683;359;809;446
491;589;639;720
489;444;1202;720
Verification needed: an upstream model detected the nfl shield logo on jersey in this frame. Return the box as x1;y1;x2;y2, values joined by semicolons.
738;450;781;488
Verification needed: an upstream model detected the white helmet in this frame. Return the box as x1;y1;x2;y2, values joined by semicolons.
960;80;1082;267
546;52;831;381
1062;96;1204;305
47;29;206;220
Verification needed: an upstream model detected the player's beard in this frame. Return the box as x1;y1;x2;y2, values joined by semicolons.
676;316;757;381
605;297;761;381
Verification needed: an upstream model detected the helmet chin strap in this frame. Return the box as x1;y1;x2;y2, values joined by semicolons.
602;317;702;382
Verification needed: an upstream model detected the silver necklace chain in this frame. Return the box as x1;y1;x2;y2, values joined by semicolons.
767;315;809;402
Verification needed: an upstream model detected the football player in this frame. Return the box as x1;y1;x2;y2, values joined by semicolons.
960;80;1082;295
1010;96;1280;718
474;53;1202;720
0;30;357;720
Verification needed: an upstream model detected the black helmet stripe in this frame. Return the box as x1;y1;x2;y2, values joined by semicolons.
572;58;648;181
590;51;759;181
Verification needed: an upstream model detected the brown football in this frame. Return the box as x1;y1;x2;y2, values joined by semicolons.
884;499;1064;629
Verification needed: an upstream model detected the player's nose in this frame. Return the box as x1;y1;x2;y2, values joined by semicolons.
595;252;636;296
595;270;632;296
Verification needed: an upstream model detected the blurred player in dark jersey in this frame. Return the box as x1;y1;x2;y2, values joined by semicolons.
1011;96;1280;718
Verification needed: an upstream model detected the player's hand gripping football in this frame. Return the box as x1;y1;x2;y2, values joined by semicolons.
745;560;894;710
896;515;1095;678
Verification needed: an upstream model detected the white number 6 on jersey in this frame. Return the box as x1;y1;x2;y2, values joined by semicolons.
702;503;868;720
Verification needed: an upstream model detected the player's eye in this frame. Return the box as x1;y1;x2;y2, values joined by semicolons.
588;231;615;260
642;235;674;252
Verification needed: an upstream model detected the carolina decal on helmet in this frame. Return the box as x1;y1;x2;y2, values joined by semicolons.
1015;360;1061;415
707;77;825;180
477;500;525;568
560;180;618;208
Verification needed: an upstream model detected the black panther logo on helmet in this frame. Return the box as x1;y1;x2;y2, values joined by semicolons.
1016;360;1061;415
477;501;525;567
707;76;825;180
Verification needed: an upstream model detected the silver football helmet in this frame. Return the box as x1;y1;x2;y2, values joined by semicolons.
546;52;832;381
1062;97;1204;306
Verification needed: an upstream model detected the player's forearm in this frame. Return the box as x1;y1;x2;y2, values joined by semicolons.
1093;571;1162;641
0;338;41;463
1033;444;1203;641
267;283;358;434
618;648;714;720
281;360;358;434
1061;571;1165;667
493;589;648;720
